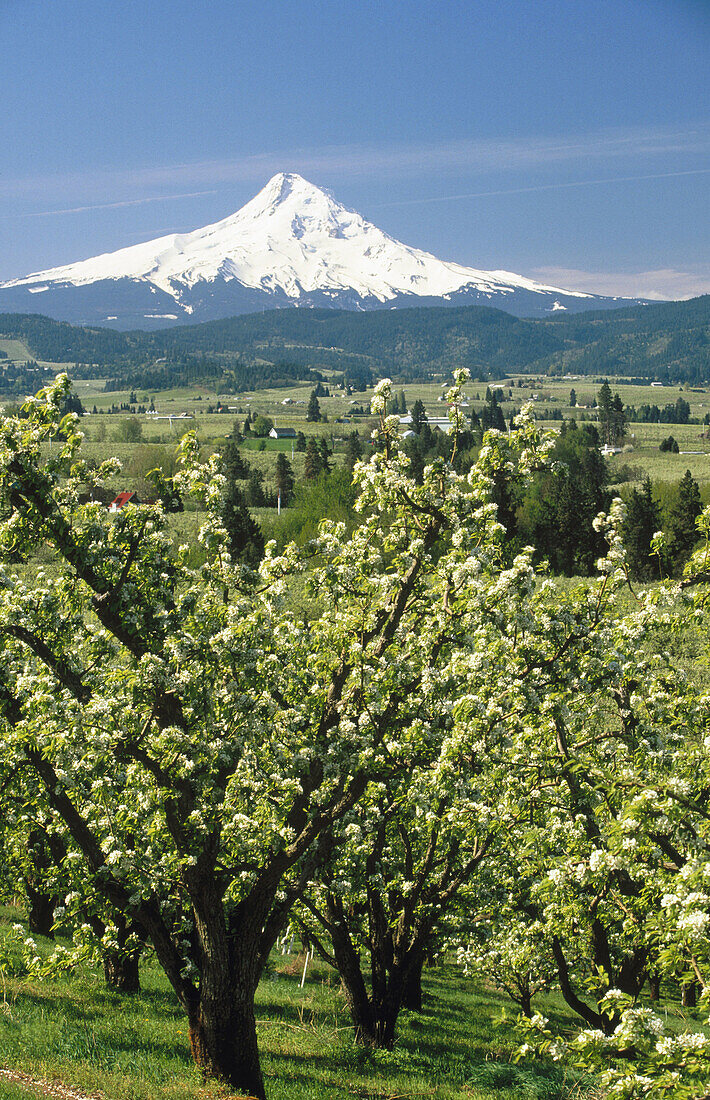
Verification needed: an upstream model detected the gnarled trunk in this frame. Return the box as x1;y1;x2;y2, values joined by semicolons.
369;972;407;1049
330;924;421;1049
182;874;269;1100
401;952;424;1012
188;996;264;1100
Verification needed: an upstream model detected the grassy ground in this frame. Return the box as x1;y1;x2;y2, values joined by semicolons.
0;907;590;1100
0;1083;45;1100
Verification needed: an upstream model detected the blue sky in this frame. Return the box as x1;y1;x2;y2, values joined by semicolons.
1;0;708;298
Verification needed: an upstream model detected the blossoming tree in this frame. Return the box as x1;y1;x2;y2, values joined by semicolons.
0;371;556;1098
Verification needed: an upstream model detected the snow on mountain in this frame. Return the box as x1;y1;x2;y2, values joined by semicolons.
0;173;633;328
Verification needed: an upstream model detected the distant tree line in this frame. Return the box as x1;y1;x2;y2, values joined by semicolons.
624;396;692;424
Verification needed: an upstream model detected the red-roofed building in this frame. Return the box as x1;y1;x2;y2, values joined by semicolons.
109;491;140;512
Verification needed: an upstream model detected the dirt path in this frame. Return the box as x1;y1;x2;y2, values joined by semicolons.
0;1068;103;1100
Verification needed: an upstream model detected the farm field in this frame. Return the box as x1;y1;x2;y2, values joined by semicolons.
63;372;710;495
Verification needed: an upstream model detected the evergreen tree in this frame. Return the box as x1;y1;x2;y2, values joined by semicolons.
246;468;266;507
345;431;363;471
597;383;626;447
517;423;608;576
304;437;323;480
667;469;702;570
597;382;613;445
306;391;322;423
296;431;307;452
222;439;250;480
611;394;626;444
399;390;407;414
222;480;264;566
410;399;427;434
274;453;295;506
481;391;506;432
623;477;660;579
406;437;426;484
675;396;691;424
319;438;331;474
569;388;577;407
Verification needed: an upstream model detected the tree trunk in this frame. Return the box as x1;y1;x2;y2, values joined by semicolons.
337;951;407;1048
648;972;661;1002
25;881;57;938
189;996;265;1100
370;979;404;1049
328;920;377;1045
24;827;65;939
103;945;141;992
94;914;143;993
185;876;268;1100
682;980;698;1008
401;953;424;1012
518;983;533;1018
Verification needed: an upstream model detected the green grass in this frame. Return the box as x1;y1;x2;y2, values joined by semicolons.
0;340;34;362
0;1082;46;1100
0;907;591;1100
606;446;710;488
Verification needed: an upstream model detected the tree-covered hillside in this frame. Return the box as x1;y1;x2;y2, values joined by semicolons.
1;295;708;388
542;294;710;382
135;304;565;379
0;312;135;364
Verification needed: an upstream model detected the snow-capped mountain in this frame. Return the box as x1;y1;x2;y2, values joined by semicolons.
0;173;640;328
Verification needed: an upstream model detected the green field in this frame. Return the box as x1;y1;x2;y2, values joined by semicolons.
11;369;710;536
0;906;600;1100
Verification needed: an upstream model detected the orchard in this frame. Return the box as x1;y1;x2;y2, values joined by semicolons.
0;373;709;1098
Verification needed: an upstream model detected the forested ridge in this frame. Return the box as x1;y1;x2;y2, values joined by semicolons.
1;294;708;387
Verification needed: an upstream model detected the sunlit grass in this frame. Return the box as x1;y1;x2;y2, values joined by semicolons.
0;907;591;1100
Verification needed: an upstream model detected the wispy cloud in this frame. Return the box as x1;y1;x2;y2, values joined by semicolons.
374;168;710;208
2;121;709;208
15;189;219;218
530;266;710;301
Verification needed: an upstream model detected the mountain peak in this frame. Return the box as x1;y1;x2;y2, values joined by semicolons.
0;173;637;329
239;171;340;222
257;171;308;203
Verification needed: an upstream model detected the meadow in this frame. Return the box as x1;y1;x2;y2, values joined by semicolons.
0;905;602;1100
